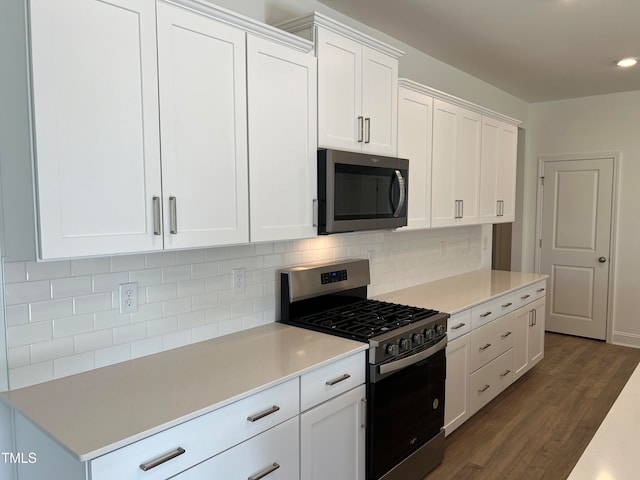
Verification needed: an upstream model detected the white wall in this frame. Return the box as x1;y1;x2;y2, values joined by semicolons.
526;90;640;346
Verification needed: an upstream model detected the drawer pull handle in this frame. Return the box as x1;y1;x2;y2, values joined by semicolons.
452;322;467;330
326;373;351;386
139;447;185;471
479;384;490;393
248;462;280;480
502;302;513;308
501;331;512;338
537;288;545;293
500;369;512;377
521;294;531;300
480;311;492;318
479;343;492;351
247;405;280;422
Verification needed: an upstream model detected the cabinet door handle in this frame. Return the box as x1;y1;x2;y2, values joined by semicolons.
521;294;531;300
500;369;511;377
364;117;371;143
452;322;466;330
169;196;177;234
312;198;318;227
152;196;162;235
479;343;492;351
501;331;512;338
357;116;364;143
460;199;464;218
479;384;490;393
247;405;280;422
480;311;492;318
501;302;513;308
529;310;534;327
248;462;280;480
326;373;350;386
361;398;367;429
537;287;545;293
533;309;537;326
139;447;185;471
496;200;501;216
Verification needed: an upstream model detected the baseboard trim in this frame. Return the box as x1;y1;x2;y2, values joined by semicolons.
612;331;640;349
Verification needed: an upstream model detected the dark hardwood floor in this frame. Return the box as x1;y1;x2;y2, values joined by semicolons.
425;332;640;480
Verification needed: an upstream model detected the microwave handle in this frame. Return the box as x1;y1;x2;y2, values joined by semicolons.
392;170;406;218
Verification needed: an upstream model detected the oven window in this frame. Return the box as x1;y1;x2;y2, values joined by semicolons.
334;164;403;219
367;349;445;480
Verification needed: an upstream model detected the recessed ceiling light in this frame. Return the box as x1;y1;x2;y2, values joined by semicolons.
617;57;638;68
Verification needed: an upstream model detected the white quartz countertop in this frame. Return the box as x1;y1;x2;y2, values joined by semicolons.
374;269;547;314
1;323;367;462
568;363;640;479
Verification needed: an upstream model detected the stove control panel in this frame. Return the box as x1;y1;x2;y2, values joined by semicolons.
320;269;348;284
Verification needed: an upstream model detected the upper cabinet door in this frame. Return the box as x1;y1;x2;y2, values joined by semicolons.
479;117;517;224
247;35;318;242
431;100;458;227
316;28;362;152
361;48;398;156
157;2;249;249
397;86;433;230
455;107;482;224
30;0;162;259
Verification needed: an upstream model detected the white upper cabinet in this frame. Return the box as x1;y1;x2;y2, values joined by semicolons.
278;13;402;157
157;2;249;249
30;0;163;259
479;117;518;223
247;34;318;243
397;82;434;230
431;99;482;227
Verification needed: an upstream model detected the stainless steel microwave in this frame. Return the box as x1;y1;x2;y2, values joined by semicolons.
317;149;409;234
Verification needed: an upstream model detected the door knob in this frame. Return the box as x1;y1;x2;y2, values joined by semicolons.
598;257;607;263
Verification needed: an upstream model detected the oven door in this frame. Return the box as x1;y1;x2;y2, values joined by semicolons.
367;337;446;480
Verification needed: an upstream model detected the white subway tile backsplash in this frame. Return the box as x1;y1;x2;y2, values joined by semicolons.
51;276;92;299
8;322;52;348
5;280;51;305
5;227;483;389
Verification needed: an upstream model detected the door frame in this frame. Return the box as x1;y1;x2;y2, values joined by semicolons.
534;152;620;343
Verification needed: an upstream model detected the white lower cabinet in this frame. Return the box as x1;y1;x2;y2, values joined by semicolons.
300;384;366;480
174;416;299;479
444;280;546;435
444;334;470;435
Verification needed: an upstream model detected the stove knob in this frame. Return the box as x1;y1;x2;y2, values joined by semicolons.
425;328;434;341
412;332;425;345
400;338;411;350
386;343;399;356
436;324;446;336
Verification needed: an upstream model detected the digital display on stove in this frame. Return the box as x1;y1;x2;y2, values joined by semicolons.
321;269;348;284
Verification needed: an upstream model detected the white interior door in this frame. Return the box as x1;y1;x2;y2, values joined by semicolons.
540;157;614;340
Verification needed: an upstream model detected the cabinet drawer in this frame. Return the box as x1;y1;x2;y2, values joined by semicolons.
514;280;547;308
90;377;299;480
301;351;365;411
174;416;299;479
469;313;514;372
469;349;513;415
471;292;513;330
447;309;471;341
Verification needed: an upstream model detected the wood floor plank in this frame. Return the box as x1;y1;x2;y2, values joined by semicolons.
425;332;640;480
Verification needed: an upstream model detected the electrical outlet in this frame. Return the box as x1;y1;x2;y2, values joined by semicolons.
118;282;138;314
232;268;245;294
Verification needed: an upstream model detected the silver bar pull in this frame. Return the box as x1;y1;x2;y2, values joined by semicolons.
393;170;406;218
537;287;545;293
326;373;351;386
501;331;512;338
501;200;505;216
533;309;537;326
169;196;177;234
500;369;511;377
312;198;318;227
480;311;492;318
139;447;185;471
248;463;280;480
478;384;490;393
360;398;367;429
479;343;492;351
452;322;466;330
247;405;280;422
529;311;534;327
357;116;364;143
364;117;371;143
496;200;501;216
521;294;531;300
460;199;464;218
152;196;162;236
502;302;513;308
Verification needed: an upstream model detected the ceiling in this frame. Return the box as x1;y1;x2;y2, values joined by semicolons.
317;0;640;103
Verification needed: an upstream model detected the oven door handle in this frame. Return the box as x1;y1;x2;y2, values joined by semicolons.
378;335;447;376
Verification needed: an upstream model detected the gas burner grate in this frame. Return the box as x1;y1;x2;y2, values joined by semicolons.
293;299;439;340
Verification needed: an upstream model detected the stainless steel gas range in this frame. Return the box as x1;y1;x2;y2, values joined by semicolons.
279;259;449;480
